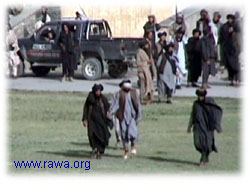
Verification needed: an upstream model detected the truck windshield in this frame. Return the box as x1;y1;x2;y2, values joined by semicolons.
89;22;108;37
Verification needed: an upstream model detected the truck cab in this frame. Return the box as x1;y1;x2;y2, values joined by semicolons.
18;19;142;80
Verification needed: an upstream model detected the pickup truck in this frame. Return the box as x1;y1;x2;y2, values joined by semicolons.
18;19;143;80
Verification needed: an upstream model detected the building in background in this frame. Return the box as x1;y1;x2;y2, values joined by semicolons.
61;5;173;37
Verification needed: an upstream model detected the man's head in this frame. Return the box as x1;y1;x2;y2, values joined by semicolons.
48;32;54;40
200;9;208;20
227;14;235;24
41;7;48;14
176;13;184;24
158;31;167;42
235;11;240;20
213;12;221;23
192;28;201;38
139;39;149;50
62;24;69;33
92;84;104;97
76;11;80;17
148;14;155;24
146;31;154;40
196;88;207;101
119;79;132;92
175;28;184;41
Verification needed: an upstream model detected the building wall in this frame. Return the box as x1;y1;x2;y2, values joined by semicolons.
61;5;173;37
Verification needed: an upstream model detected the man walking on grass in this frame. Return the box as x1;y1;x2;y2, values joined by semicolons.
187;89;223;167
108;80;142;160
82;84;113;159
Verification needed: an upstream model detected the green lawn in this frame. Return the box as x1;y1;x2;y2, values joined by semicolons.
8;90;241;174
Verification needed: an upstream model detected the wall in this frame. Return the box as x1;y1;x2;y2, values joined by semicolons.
61;5;174;37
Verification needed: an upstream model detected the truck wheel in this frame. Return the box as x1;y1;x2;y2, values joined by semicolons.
82;57;102;80
108;63;128;78
31;66;50;76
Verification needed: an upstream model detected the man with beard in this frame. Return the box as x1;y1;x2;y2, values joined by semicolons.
187;89;223;167
219;14;240;86
156;31;167;56
186;28;202;87
136;40;154;104
108;80;142;160
82;84;112;159
196;9;211;37
200;28;217;89
156;42;177;103
169;13;187;41
174;28;188;89
59;24;76;82
143;14;161;43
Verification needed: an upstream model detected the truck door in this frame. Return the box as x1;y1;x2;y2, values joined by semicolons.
30;24;61;64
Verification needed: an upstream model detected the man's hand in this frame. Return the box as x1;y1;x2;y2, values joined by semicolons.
82;120;88;127
216;129;222;133
229;27;234;33
206;60;211;65
106;113;112;120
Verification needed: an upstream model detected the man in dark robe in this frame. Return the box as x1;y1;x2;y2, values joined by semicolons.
219;14;240;86
187;89;223;167
186;28;202;87
200;28;217;89
59;24;77;82
143;14;161;43
82;84;112;159
196;9;211;37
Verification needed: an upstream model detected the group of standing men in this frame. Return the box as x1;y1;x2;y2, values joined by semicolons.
80;10;228;167
137;10;242;104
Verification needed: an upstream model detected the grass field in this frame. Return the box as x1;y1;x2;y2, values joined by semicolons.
8;90;241;174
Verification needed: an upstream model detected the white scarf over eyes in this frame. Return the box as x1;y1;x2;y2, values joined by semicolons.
122;82;132;89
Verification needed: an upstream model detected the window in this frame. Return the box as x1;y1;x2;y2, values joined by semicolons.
36;25;57;42
89;22;107;37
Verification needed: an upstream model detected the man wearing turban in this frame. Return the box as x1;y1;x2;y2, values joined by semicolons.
82;84;112;159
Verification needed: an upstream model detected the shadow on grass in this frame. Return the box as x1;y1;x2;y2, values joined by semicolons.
37;149;122;159
137;155;199;167
70;141;119;151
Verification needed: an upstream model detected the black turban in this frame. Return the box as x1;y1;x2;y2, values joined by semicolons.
227;14;235;20
138;39;148;48
157;31;167;38
196;89;207;97
192;28;201;36
200;9;208;15
92;84;104;92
